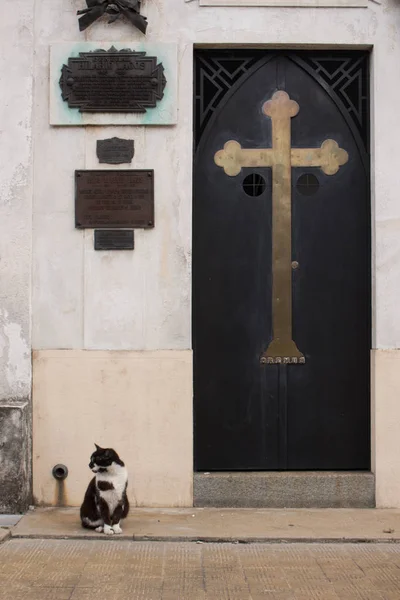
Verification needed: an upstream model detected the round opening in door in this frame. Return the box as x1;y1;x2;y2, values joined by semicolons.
296;173;320;196
242;173;266;197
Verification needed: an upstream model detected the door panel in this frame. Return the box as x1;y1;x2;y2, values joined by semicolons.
193;50;370;471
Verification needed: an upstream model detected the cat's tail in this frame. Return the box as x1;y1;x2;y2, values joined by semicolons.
81;516;103;530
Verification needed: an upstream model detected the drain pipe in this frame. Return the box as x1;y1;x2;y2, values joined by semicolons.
52;464;68;480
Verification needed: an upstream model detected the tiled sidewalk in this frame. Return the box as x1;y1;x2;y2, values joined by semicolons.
1;538;400;599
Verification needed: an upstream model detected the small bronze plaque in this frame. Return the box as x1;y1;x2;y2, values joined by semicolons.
94;230;134;251
60;47;166;113
97;138;134;164
75;170;154;229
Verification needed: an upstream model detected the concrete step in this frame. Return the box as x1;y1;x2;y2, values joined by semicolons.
194;471;375;508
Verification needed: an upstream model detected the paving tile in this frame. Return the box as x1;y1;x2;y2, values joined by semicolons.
0;515;23;528
23;589;74;599
0;540;400;599
251;594;295;600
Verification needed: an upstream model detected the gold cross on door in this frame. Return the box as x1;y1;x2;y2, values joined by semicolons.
214;91;348;364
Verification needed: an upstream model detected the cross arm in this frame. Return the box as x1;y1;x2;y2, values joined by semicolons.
215;139;348;176
214;141;274;176
291;139;348;175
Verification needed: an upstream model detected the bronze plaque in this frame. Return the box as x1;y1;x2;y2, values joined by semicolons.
60;47;166;113
97;138;134;164
94;230;134;251
75;170;154;229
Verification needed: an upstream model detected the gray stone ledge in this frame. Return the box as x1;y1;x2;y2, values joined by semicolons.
194;471;375;508
0;402;31;513
0;515;23;527
0;529;11;544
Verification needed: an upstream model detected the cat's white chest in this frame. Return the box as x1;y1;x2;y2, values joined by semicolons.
100;489;119;515
96;466;127;515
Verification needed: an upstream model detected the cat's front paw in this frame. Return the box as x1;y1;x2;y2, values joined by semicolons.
113;523;122;534
95;526;104;533
103;524;114;535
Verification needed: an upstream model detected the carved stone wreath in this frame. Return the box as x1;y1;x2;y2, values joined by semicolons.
77;0;148;34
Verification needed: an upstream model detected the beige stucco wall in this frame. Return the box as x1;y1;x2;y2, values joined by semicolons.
373;350;400;508
33;350;193;507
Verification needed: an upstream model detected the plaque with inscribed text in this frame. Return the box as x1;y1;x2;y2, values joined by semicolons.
75;170;154;229
97;138;134;164
50;43;177;126
60;47;166;113
94;230;134;251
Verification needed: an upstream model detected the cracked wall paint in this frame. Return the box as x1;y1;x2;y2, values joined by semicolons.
0;403;30;513
0;0;33;397
0;309;31;399
0;163;30;208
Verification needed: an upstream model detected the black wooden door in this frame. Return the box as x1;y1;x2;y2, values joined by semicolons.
193;50;370;471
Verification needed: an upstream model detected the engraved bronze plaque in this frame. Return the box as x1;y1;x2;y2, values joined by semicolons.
60;47;166;113
97;138;134;164
75;170;154;229
94;230;134;251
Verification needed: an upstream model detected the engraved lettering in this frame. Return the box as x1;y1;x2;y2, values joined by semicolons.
60;48;166;113
75;170;154;229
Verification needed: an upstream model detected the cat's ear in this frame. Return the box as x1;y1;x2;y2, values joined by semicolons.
94;443;101;451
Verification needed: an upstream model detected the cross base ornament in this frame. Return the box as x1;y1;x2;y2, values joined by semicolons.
214;91;349;365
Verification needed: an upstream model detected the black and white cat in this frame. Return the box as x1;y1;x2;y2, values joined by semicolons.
80;444;129;535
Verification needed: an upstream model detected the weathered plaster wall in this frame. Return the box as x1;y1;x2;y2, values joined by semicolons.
32;1;194;506
0;2;34;512
29;0;400;506
31;2;400;350
0;404;30;513
32;2;191;352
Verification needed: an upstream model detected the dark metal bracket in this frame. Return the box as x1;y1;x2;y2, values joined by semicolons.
77;1;148;35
